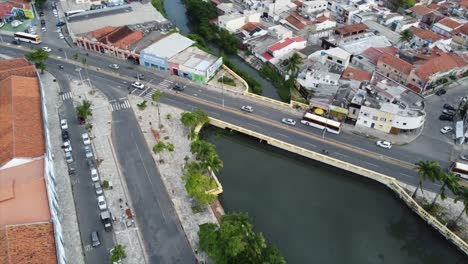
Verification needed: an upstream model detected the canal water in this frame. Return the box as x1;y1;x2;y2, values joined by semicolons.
162;0;281;100
201;127;467;264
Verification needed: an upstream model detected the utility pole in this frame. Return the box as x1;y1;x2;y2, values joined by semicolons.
75;67;83;85
222;74;225;108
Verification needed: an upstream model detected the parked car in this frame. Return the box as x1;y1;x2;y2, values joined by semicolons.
60;119;68;130
439;114;454;121
97;196;107;210
39;11;44;16
42;27;47;32
94;182;103;195
11;40;20;45
58;33;65;39
435;89;446;96
241;105;254;113
108;64;119;70
460;154;468;161
55;28;61;33
65;151;73;163
91;231;101;247
56;21;66;27
173;83;184;91
281;118;296;126
442;109;456;116
91;168;99;182
376;140;392;149
101;211;113;232
62;140;72;152
136;73;145;80
82;133;91;145
42;47;52;52
131;81;145;89
87;159;96;170
84;145;93;159
443;104;456;111
440;126;453;134
61;130;69;141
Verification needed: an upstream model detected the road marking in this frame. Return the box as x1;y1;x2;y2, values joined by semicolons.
305;142;317;148
130;88;138;94
364;161;378;167
246;122;260;129
60;92;72;100
277;133;289;138
399;173;414;178
334;152;349;158
194;93;198;97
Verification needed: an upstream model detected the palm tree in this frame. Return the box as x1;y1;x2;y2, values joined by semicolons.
180;112;198;134
152;90;163;128
204;153;224;173
286;53;303;77
76;100;93;123
193;108;209;126
453;187;468;224
412;160;441;198
399;29;413;46
429;172;460;209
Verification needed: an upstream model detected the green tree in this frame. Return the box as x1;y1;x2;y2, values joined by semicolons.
74;52;79;60
110;244;126;263
190;140;215;162
188;34;207;47
183;162;216;207
180;112;198;135
25;49;49;74
81;58;87;66
153;141;166;154
186;0;218;24
193;108;209;126
286;53;303;76
453;187;468;224
152;90;164;128
151;0;167;17
198;213;286;264
203;153;223;173
412;160;440;198
218;28;240;54
399;29;413;45
429;172;460;209
76;100;93;122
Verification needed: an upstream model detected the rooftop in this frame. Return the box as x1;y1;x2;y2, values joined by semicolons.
378;53;413;75
335;23;368;36
436;17;462;30
409;5;433;16
340;35;392;55
169;47;218;72
141;33;195;58
268;36;306;52
0;58;36;81
410;26;442;42
325;47;352;60
414;52;468;82
127;31;165;53
361;46;399;65
340;67;372;81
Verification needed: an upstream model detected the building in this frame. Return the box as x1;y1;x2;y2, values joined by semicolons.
261;36;307;64
0;0;33;23
376;53;412;85
409;4;433;20
140;33;195;71
0;58;65;263
296;61;342;95
168;47;223;84
409;26;442;47
311;15;336;32
340;35;392;55
268;24;293;40
431;17;463;38
301;0;328;16
452;23;468;47
351;72;425;134
309;47;352;68
217;10;261;33
334;23;368;38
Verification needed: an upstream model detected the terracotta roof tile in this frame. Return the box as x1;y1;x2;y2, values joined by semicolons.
242;22;263;32
362;47;399;64
293;0;302;7
452;23;468;35
410;5;433;16
268;37;305;52
427;3;441;10
1;223;57;264
262;52;273;61
340;67;372;81
437;17;462;30
0;76;44;167
378;54;413;75
90;26;117;39
0;58;30;72
410;26;442;42
286;15;306;29
335;23;368;35
415;52;468;82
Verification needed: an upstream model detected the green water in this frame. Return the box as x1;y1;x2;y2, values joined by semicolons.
202;127;467;264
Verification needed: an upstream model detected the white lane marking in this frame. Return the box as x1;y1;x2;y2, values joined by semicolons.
246;122;260;129
364;161;378;167
399;173;414;178
277;133;289;138
130;88;138;94
305;142;316;148
334;152;349;158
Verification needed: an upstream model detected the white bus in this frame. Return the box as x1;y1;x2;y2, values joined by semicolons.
300;112;342;134
450;161;468;180
65;9;85;17
14;32;42;44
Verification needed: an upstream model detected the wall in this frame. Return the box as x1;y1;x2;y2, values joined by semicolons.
392;113;425;130
315;20;337;31
356;106;380;128
271;40;307;58
375;110;394;133
302;0;328;14
140;51;168;71
376;60;409;85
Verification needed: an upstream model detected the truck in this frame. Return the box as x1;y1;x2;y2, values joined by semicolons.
100;211;113;232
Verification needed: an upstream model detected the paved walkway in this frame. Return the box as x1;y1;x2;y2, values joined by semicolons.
343;122;423;145
128;95;219;263
40;71;85;264
69;79;147;264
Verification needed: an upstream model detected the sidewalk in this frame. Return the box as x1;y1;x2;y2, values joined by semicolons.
128;94;219;263
40;71;85;264
68;79;147;264
342;122;423;145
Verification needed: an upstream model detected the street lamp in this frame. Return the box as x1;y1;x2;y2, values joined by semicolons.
221;74;225;108
75;67;83;85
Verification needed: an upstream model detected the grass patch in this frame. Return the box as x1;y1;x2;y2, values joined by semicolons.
218;76;236;86
259;64;290;102
223;57;262;95
151;0;167;18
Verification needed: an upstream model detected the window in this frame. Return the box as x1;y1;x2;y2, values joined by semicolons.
352;109;356;114
363;120;368;124
403;122;407;125
337;59;343;64
394;70;397;73
327;56;333;61
380;117;386;121
372;116;378;121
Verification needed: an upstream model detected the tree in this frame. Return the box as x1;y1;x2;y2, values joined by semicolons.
74;52;79;60
25;49;49;74
76;100;92;123
453;187;468;224
286;53;303;77
183;162;216;207
81;58;87;66
180;112;198;135
412;161;440;198
193;108;209;126
110;244;126;263
153;141;166;154
429;172;460;209
152;90;163;128
399;29;413;45
198;213;286;264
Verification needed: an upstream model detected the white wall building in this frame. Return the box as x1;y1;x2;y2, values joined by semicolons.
309;47;352;68
261;36;307;64
268;24;293;40
218;11;261;33
301;0;328;16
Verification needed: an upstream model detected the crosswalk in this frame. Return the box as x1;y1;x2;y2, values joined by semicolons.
158;79;173;89
61;92;72;100
110;100;131;111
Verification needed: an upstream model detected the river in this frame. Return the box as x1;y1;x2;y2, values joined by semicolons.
162;0;281;100
201;127;467;264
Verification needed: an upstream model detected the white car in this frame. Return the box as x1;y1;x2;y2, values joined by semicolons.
376;140;392;149
42;47;52;52
440;126;453;134
94;182;103;195
85;145;93;159
131;81;145;89
60;119;68;130
240;105;254;113
91;168;99;182
97;196;107;210
281;118;296;126
41;27;47;32
109;64;120;70
82;133;91;145
63;140;72;152
59;33;65;39
55;28;61;33
65;151;73;163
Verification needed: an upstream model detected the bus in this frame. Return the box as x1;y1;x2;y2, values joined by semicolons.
14;32;41;44
450;161;468;180
300;112;342;134
65;9;85;17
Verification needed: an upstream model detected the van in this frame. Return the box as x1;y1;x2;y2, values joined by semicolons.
91;231;100;247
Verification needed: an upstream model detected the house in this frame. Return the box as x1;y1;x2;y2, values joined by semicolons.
311;15;336;32
340;35;392;55
431;17;463;38
334;23;368;38
376;53;412;85
0;0;33;23
409;5;433;20
296;61;342;95
409;26;442;47
268;24;293;40
452;23;468;46
261;36;306;64
301;0;328;17
218;10;261;32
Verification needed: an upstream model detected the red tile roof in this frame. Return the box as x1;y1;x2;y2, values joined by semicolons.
89;26;144;49
268;36;305;52
314;15;333;23
362;47;399;65
335;23;368;35
0;58;36;81
286;15;306;29
340;67;372;81
410;26;442;42
461;0;468;8
414;52;468;82
378;54;413;75
452;23;468;36
262;52;273;61
0;75;45;167
427;3;441;10
437;17;462;30
0;223;57;264
242;22;263;32
410;5;433;16
293;0;302;7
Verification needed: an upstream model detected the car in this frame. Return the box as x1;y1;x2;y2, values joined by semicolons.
59;33;65;39
42;47;52;52
460;154;468;161
85;145;93;159
376;140;392;149
82;133;91;145
42;27;47;32
173;83;185;91
442;109;456;116
55;28;61;33
240;105;254;113
440;126;453;134
443;104;456;111
39;11;44;16
97;195;107;210
61;130;69;141
91;168;99;182
65;151;73;163
94;182;103;195
87;159;96;170
62;140;72;152
56;21;66;27
435;89;446;96
11;40;20;45
281;118;296;126
131;81;145;89
60;119;68;130
109;64;120;70
54;13;58;17
439;114;454;121
136;73;145;80
91;231;101;247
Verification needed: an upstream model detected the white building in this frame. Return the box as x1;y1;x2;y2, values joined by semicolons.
432;18;463;38
261;36;307;64
311;16;336;32
268;24;293;40
309;47;352;68
296;61;342;92
218;11;261;33
301;0;328;16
